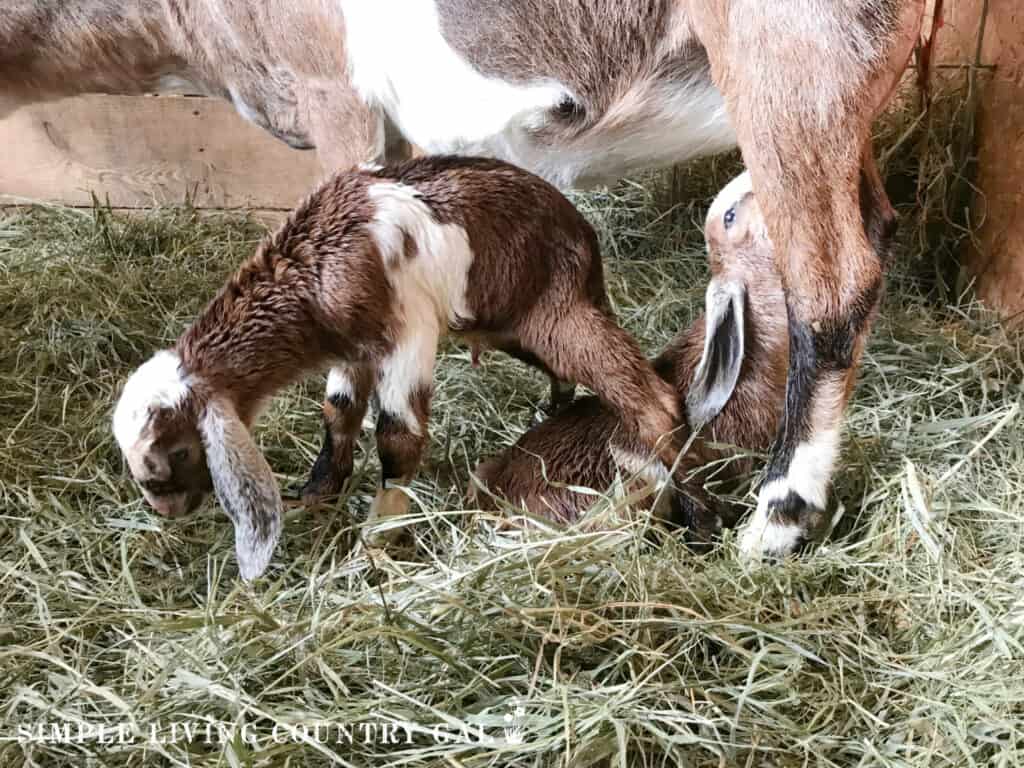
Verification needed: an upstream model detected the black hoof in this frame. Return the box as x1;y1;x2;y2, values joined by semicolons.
295;453;350;506
531;397;571;427
670;492;724;554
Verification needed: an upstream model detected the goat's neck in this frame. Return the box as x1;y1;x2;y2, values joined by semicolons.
177;257;328;426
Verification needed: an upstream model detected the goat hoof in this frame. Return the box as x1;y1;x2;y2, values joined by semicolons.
531;398;567;427
671;493;723;554
297;465;349;506
738;488;826;561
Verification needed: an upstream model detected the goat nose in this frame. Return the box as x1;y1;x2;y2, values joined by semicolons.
146;492;188;518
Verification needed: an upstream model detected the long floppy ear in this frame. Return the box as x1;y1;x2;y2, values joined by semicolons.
199;400;283;581
686;279;747;427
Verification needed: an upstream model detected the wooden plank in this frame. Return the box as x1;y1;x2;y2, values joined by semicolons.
938;0;1024;320
0;94;324;209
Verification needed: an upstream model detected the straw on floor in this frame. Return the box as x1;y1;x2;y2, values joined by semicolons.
1;163;1022;767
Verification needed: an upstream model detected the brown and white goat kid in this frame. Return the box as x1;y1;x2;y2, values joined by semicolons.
8;0;924;557
112;156;680;580
474;172;790;544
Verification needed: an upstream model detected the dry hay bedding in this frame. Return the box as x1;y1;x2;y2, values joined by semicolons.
1;168;1023;767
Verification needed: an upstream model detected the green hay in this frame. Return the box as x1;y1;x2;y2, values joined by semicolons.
1;167;1023;767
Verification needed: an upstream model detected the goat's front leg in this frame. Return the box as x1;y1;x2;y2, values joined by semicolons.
691;0;922;558
300;364;374;504
299;83;395;493
364;323;438;542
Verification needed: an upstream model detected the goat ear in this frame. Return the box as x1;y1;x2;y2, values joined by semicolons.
686;280;747;427
199;400;282;581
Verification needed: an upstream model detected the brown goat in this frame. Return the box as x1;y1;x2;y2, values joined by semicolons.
473;172;789;540
112;156;679;580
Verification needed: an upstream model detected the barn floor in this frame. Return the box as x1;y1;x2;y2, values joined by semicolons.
2;167;1023;767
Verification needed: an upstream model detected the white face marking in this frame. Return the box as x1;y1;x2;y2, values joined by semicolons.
706;171;753;225
341;1;735;188
112;350;190;464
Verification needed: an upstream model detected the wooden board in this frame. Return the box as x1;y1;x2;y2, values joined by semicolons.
938;0;1024;320
0;94;324;210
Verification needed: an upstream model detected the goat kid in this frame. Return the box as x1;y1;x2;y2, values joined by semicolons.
473;172;789;541
112;156;679;580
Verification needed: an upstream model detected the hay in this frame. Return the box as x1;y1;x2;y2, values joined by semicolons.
1;162;1023;767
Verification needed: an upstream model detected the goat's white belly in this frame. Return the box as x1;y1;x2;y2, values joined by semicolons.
341;0;736;188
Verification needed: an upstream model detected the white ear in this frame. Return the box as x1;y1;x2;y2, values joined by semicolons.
686;279;747;427
199;400;282;581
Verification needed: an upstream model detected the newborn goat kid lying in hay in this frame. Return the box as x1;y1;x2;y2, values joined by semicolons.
474;172;790;542
112;156;680;580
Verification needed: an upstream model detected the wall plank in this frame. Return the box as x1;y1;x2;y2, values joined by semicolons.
0;94;323;210
938;0;1024;320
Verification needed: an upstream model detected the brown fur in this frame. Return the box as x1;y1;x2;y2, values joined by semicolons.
474;185;789;534
130;156;678;524
0;0;377;168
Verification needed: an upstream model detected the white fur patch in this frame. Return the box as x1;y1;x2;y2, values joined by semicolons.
376;320;439;435
112;350;190;458
326;368;355;402
365;180;477;431
367;182;475;325
550;77;736;189
762;428;841;512
740;427;842;559
738;504;804;560
341;1;735;188
610;446;671;488
342;0;566;154
609;446;674;519
706;171;753;225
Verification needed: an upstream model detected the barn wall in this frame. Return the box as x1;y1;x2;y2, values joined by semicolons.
937;0;1024;320
0;94;322;211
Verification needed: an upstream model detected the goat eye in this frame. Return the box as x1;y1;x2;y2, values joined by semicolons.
553;95;585;122
169;448;189;464
723;207;736;229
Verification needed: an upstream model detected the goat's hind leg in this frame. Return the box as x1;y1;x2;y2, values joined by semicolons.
491;340;576;425
518;303;681;469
